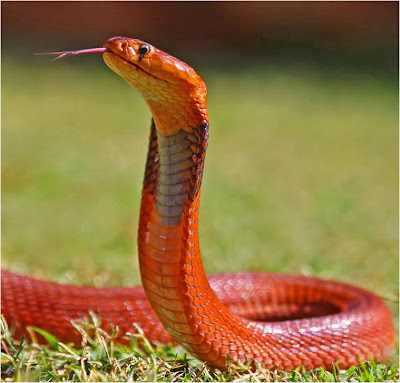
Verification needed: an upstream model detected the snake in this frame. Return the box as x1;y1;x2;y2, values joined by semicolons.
2;36;395;371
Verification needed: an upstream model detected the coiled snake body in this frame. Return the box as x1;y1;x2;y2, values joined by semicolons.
2;37;394;371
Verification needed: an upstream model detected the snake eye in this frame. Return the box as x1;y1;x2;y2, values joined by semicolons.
138;44;151;55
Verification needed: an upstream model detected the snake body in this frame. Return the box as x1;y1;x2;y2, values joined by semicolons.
2;37;394;371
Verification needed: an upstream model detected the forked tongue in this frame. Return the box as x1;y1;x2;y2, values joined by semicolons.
35;47;109;61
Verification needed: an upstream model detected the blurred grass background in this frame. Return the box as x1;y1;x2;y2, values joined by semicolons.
2;2;398;367
3;59;398;296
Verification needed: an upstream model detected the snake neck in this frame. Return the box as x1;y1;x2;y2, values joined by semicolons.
138;119;222;350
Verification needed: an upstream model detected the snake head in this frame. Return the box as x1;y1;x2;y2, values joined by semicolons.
103;37;204;90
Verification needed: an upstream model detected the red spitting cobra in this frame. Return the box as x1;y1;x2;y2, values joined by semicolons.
2;37;395;371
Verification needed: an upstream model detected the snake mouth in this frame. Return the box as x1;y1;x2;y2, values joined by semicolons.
105;50;163;82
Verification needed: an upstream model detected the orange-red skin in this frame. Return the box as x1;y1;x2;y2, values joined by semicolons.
1;37;395;371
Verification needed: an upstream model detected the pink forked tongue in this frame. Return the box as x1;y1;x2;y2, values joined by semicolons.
35;47;109;61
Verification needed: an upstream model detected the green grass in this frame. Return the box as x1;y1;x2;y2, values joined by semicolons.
2;59;399;381
1;315;399;382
